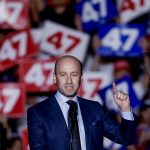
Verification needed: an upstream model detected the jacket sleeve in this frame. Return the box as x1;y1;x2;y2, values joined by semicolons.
27;107;48;150
103;110;137;146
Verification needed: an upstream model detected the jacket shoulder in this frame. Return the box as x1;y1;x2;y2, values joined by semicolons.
78;96;102;106
78;96;104;112
27;97;52;112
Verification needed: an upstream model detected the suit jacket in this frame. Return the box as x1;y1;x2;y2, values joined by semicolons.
27;94;137;150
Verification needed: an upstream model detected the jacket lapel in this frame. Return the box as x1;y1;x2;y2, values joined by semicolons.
45;95;70;144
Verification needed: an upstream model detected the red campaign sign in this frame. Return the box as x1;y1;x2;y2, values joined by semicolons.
40;21;89;62
19;58;57;92
79;79;102;99
0;0;29;30
119;0;150;23
120;0;145;12
0;83;26;117
0;29;38;72
78;72;112;102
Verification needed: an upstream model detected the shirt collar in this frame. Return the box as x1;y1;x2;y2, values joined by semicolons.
55;91;78;105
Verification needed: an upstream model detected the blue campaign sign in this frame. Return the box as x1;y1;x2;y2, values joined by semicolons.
98;0;118;24
97;24;145;57
98;76;141;112
75;0;118;33
75;0;99;33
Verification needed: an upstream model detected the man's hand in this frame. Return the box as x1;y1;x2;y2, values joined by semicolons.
113;82;131;112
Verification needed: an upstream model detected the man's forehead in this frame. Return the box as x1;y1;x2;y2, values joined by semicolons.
54;56;82;74
57;57;79;66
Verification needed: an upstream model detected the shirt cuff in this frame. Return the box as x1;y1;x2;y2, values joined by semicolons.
120;111;134;121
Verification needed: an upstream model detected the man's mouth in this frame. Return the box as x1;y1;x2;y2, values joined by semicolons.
65;85;73;90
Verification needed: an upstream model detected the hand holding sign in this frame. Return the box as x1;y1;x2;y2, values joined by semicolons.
113;82;130;112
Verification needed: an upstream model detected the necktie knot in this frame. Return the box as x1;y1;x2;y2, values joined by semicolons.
67;100;78;123
67;100;78;111
67;100;77;107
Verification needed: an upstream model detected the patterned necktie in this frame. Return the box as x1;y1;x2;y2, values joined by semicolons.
66;100;82;150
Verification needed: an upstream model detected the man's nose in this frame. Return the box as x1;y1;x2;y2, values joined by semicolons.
67;75;72;83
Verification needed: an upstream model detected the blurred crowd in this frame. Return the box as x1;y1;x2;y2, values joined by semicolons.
0;0;150;150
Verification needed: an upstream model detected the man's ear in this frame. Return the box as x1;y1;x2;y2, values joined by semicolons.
53;73;56;84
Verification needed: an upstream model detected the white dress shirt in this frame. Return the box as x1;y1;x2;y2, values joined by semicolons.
55;91;86;150
55;91;134;150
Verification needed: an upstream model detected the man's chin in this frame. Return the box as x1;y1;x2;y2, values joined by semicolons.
63;92;76;98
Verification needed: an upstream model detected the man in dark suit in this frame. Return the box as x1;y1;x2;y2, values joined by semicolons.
27;55;136;150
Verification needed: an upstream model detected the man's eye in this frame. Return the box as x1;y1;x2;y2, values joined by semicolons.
72;74;78;76
60;73;66;76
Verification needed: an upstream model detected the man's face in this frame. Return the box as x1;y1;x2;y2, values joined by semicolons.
54;58;82;99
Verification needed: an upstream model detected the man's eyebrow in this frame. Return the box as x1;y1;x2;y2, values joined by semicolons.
58;71;66;74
